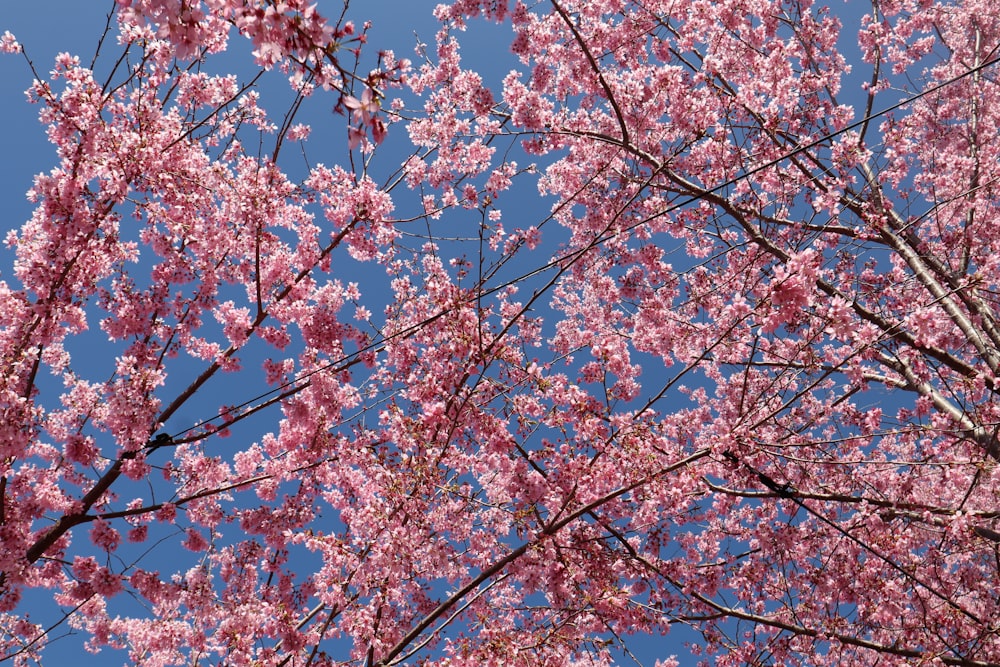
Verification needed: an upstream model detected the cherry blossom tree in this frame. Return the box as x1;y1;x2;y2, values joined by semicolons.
3;0;1000;665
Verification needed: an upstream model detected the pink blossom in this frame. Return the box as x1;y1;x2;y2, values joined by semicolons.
182;528;209;552
0;30;20;53
343;87;379;123
4;1;1000;665
89;519;121;552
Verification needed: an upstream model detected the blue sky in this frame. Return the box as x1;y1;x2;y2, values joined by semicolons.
0;2;883;665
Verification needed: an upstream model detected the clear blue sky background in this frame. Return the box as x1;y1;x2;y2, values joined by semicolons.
0;2;877;665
